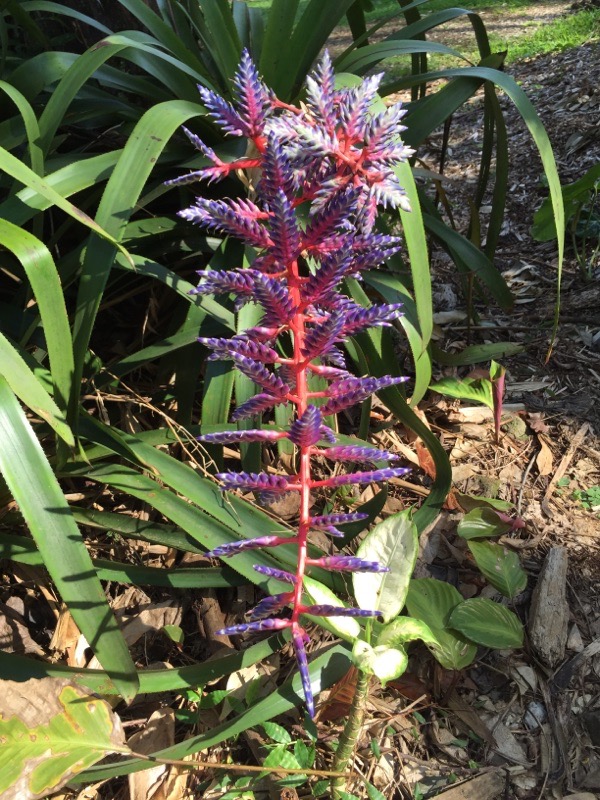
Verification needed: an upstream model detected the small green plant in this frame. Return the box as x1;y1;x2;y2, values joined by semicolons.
348;497;525;683
431;360;506;442
533;163;600;279
572;485;600;512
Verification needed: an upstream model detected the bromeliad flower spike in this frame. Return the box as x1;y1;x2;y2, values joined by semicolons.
172;50;414;718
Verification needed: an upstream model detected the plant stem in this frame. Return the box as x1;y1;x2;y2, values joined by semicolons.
330;667;370;798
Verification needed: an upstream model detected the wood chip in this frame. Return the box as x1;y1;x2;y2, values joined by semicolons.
431;771;506;799
542;421;590;515
529;547;569;667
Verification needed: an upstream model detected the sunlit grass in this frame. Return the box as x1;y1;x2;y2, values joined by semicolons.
489;8;599;60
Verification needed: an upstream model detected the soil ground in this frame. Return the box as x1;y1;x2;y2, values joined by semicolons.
339;4;600;798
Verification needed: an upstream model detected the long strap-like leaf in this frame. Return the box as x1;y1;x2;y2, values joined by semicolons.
0;377;138;700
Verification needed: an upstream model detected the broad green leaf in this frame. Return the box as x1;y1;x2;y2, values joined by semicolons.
0;678;130;800
259;0;299;83
261;722;292;746
468;541;527;600
337;39;465;73
303;577;361;641
353;510;418;623
423;214;513;310
396;160;433;362
0;145;131;260
366;782;387;800
376;617;438;648
457;507;513;540
342;280;451;534
276;0;356;98
362;270;432;407
0;151;121;225
454;493;513;513
21;1;112;35
352;640;408;685
449;598;524;649
430;375;493;409
405;579;476;670
0;80;43;175
262;746;302;771
0;378;138;700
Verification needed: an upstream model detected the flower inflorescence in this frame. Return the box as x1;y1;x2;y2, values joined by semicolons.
174;50;413;717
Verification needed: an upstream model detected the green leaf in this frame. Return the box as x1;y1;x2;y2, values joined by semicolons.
73;644;352;782
352;640;408;685
423;213;513;310
468;541;527;600
0;378;138;700
294;738;314;769
433;342;524;366
366;781;387;800
0;80;43;175
0;531;245;589
0;678;130;800
353;510;418;623
376;616;438;649
532;162;600;241
405;579;476;670
262;745;301;771
162;624;184;644
448;598;524;649
261;722;292;746
276;0;356;98
0;633;289;696
70;98;203;423
303;577;361;641
457;507;513;540
0;333;74;447
0;219;74;423
454;493;513;513
0;145;131;259
430;375;493;409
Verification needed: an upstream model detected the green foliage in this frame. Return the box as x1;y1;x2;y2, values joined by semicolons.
468;540;528;600
353;510;419;623
0;0;561;789
0;678;129;800
448;597;523;649
572;485;600;512
457;507;514;540
533;163;600;278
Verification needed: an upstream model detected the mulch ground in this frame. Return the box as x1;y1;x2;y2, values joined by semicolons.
2;7;599;800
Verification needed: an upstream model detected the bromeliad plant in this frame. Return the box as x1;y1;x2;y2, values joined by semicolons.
171;50;415;717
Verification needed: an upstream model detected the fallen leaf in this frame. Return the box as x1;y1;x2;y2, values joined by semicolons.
527;412;550;434
128;708;189;800
536;434;554;476
0;678;129;800
0;602;44;657
316;666;359;723
120;600;182;647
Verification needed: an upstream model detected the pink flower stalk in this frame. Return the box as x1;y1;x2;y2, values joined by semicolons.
171;50;413;717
